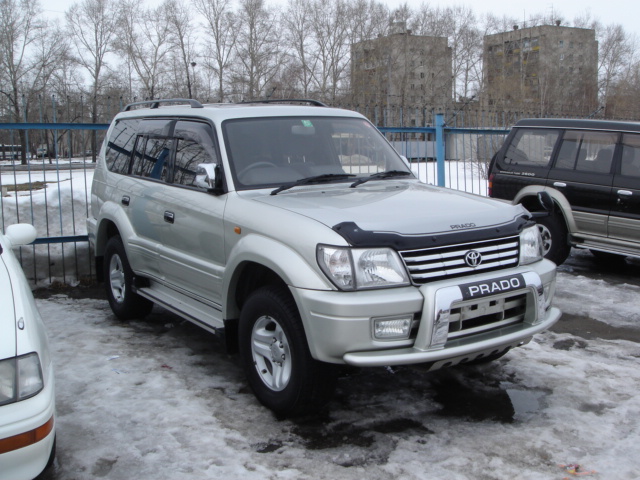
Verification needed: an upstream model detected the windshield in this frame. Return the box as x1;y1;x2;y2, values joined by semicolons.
223;116;411;190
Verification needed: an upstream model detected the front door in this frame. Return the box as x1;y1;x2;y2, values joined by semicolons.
155;120;228;310
547;130;618;238
609;133;640;244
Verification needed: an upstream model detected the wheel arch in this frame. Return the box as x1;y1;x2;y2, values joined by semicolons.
223;234;331;319
93;202;137;282
513;186;576;234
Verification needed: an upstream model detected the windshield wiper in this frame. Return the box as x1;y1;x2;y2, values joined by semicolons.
271;173;355;195
350;170;412;188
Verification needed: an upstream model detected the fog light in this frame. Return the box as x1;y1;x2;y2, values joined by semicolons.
373;316;412;340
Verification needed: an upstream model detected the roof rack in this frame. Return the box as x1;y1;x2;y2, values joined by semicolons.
123;98;204;111
240;99;328;107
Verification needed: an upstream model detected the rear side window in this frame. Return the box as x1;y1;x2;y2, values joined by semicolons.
555;130;618;174
621;134;640;177
503;129;559;168
131;136;173;180
105;118;141;174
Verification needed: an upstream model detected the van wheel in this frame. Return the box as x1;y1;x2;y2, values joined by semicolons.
104;235;153;320
536;214;570;265
239;285;337;416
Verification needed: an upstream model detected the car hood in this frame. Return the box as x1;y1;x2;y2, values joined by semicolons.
253;180;527;236
0;255;16;359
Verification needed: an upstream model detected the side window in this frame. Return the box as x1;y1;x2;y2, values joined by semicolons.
173;121;219;188
131;136;172;180
105;118;141;174
503;128;559;168
620;134;640;177
555;130;617;174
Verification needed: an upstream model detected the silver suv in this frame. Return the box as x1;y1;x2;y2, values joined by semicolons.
87;99;561;415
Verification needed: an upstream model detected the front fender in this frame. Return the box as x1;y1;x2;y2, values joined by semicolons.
512;186;577;234
223;234;332;318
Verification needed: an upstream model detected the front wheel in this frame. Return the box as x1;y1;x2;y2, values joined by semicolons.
535;213;571;265
104;235;153;320
239;286;337;416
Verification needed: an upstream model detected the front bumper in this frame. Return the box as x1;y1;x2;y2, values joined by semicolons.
292;259;560;367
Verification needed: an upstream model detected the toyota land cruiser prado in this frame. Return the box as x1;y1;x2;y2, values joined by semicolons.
87;99;561;415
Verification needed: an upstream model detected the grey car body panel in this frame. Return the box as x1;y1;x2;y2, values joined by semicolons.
88;102;560;370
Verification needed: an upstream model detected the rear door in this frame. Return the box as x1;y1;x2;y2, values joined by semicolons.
609;133;640;244
548;130;618;237
125;118;175;279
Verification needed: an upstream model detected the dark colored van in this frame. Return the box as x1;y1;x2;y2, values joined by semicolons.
489;118;640;265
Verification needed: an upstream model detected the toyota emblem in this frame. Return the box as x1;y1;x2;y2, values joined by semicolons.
464;250;482;267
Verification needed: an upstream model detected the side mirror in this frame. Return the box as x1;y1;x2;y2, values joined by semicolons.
5;223;37;247
195;163;223;194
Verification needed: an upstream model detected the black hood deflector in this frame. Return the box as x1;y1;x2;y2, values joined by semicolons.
332;216;532;250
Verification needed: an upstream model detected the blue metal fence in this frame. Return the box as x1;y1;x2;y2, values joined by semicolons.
0;114;510;284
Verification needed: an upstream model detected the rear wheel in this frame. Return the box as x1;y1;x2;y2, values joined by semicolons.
535;213;571;265
104;235;153;320
239;285;337;416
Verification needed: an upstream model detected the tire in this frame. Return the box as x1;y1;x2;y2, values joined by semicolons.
535;213;571;265
104;235;153;320
239;285;337;417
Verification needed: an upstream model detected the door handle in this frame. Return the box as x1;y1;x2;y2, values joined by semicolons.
617;190;633;196
553;182;566;188
121;196;130;206
164;211;175;224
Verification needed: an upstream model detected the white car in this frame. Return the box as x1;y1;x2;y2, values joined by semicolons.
0;224;55;480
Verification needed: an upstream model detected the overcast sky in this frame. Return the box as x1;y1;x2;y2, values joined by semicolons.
43;0;639;37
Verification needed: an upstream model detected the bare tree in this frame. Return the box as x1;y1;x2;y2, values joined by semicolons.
597;24;635;106
309;0;351;103
115;0;172;100
283;0;316;98
66;0;117;159
0;0;60;163
193;0;236;102
233;0;284;100
165;0;199;99
347;0;389;44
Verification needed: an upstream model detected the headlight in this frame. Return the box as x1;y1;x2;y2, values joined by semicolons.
317;245;410;290
519;225;544;265
0;353;44;406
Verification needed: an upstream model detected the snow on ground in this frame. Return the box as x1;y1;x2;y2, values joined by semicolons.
35;266;640;480
3;157;639;479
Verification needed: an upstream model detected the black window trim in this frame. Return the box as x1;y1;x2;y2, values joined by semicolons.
106;115;225;192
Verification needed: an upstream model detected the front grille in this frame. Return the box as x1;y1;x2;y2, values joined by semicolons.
447;292;527;340
400;235;520;285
